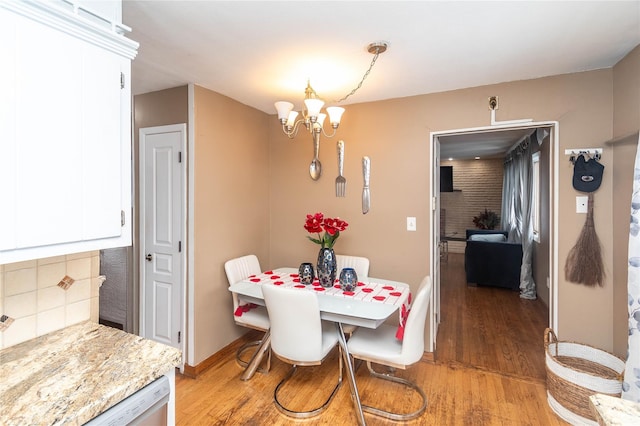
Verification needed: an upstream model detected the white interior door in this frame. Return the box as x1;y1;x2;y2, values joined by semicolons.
140;124;186;351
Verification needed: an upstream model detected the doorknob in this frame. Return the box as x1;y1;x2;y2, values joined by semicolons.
145;254;153;262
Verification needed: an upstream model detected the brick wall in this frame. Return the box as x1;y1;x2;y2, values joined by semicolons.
441;158;504;253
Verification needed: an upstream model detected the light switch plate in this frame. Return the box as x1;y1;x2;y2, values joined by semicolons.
407;217;416;231
576;196;588;213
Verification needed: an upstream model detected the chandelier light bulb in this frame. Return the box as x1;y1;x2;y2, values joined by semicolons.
326;107;345;127
274;101;294;124
286;110;299;128
304;98;324;120
313;113;327;132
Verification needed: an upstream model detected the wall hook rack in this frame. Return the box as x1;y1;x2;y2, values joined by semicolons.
564;148;603;164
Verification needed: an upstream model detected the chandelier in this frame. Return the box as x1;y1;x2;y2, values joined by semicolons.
274;42;388;180
274;81;345;140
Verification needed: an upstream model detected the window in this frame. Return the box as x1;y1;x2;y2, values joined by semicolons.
532;152;541;243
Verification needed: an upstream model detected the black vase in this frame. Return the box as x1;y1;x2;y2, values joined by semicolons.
298;262;314;285
317;247;337;288
339;267;358;292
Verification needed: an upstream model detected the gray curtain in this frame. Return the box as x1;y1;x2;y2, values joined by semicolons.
501;133;537;299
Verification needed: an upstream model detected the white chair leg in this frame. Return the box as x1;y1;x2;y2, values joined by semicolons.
360;360;427;421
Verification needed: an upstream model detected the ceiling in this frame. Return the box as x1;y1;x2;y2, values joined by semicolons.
122;1;640;159
438;127;540;160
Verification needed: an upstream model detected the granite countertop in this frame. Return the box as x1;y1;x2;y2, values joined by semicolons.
590;394;640;425
0;321;182;426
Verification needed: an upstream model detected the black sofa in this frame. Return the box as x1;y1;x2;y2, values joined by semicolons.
464;229;523;291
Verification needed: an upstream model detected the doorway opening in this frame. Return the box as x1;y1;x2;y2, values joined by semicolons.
429;122;559;359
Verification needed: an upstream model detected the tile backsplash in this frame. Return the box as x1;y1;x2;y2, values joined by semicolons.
0;251;101;349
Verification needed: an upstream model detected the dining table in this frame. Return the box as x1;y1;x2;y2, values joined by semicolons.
228;267;411;426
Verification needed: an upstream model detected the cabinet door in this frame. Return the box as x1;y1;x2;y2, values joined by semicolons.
80;40;124;241
0;9;17;251
13;13;85;248
0;6;133;262
0;11;84;250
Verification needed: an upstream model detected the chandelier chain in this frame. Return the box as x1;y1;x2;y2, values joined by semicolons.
332;49;381;104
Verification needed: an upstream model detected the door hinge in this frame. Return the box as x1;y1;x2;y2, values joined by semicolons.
121;210;125;226
178;151;182;163
178;241;182;252
120;72;125;89
178;331;181;343
431;197;437;211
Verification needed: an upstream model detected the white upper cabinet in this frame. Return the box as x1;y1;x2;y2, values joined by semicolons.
0;1;138;264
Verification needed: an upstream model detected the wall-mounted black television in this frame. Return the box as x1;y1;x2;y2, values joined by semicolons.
440;166;453;192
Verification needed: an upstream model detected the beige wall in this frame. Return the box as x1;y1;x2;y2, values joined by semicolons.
612;45;640;356
133;86;189;130
132;47;638;365
192;86;270;364
269;68;617;351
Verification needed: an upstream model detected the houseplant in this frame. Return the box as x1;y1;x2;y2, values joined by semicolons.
304;213;349;287
472;209;500;230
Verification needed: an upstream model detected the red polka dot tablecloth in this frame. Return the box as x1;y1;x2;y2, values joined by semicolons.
244;270;410;308
238;269;413;340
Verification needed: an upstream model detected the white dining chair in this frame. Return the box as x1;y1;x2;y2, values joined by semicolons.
336;254;370;279
346;275;432;421
224;254;271;373
262;284;343;419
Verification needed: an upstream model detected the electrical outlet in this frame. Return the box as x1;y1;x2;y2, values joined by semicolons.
576;196;588;213
407;217;416;231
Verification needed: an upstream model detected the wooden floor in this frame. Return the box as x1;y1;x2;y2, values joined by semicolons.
175;253;567;425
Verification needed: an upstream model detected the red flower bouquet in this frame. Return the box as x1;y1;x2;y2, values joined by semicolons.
304;212;348;249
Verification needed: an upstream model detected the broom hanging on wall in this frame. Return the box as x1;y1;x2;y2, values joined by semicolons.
565;153;605;286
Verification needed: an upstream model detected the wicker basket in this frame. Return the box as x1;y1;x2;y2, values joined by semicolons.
544;328;625;425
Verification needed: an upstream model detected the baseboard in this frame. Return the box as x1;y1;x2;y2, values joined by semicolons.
182;344;235;378
182;332;433;377
421;351;435;363
181;330;260;378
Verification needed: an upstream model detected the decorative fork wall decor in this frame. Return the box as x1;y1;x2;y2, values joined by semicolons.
336;140;346;197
